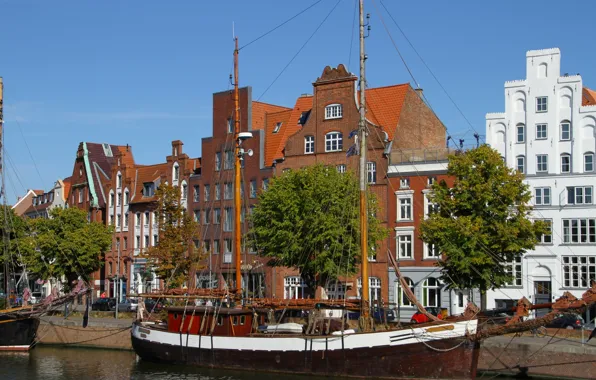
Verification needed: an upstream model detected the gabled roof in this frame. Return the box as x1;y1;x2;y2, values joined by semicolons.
12;189;43;211
583;87;596;106
130;163;169;204
362;83;410;141
252;101;292;130
62;177;72;202
116;145;135;168
84;142;127;208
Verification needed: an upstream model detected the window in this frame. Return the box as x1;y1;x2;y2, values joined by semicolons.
534;187;551;205
143;183;155;197
224;183;233;200
367;162;376;184
224;150;234;170
563;218;596;243
117;173;122;188
144;235;150;248
566;186;593;205
536;219;552;244
116;214;121;227
516;124;525;143
124;191;129;205
194;209;200;223
304;136;314;154
117;193;122;207
400;178;410;189
109;215;114;225
224;208;233;232
135;236;140;249
284;276;306;299
215;152;221;171
325;282;346;300
397;233;413;259
204;184;210;202
193;185;199;202
561;154;571;173
124;212;129;227
563;256;596;288
585;153;594;172
336;164;346;174
215;183;221;200
227;118;233;134
424;244;440;259
135;213;141;226
213;240;220;255
203;208;211;224
153;234;158;246
422;278;441;307
213;208;221;224
398;197;412;221
123;237;128;250
144;212;149;226
79;189;84;203
325;132;343;152
516;156;525;173
173;164;179;181
536;154;548;173
536;96;547;112
503;256;523;287
262;178;269;191
396;277;414;306
536;123;547;140
324;104;343;119
560;121;571;141
249;180;257;198
273;122;282;133
109;192;114;207
427;176;437;187
357;277;381;303
224;239;232;254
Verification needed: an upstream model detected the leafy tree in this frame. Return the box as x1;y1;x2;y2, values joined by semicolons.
419;145;547;299
250;164;387;298
22;207;113;290
0;205;29;267
142;184;202;289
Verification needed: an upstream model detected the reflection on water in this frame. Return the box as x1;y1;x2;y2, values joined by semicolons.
0;346;527;380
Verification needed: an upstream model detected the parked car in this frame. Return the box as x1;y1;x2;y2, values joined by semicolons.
545;313;584;330
29;291;43;305
116;298;138;312
410;307;444;324
91;298;116;311
144;299;164;313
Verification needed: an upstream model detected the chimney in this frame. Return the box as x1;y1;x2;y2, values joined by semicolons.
415;87;424;99
171;140;183;157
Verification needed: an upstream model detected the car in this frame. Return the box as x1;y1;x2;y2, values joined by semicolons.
144;299;164;313
410;307;444;324
92;298;116;311
545;313;584;330
29;291;43;305
116;298;138;312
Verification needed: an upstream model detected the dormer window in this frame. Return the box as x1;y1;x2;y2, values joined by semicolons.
273;122;282;133
325;132;343;152
143;182;155;197
325;104;343;120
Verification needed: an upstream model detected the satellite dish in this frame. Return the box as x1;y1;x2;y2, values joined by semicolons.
238;132;253;140
247;149;254;157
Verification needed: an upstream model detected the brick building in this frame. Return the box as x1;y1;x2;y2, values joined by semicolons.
22;178;71;219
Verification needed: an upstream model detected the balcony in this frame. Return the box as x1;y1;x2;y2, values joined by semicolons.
223;253;232;264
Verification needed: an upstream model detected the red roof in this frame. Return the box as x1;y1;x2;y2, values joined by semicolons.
583;87;596;106
130;163;169;204
252;101;292;130
362;83;410;141
62;177;72;202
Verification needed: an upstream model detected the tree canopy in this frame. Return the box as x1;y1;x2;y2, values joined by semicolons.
22;207;113;290
142;184;202;289
0;205;30;267
250;164;387;297
419;145;547;294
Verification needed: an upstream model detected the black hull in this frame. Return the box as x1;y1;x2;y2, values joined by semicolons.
0;315;40;351
132;333;480;379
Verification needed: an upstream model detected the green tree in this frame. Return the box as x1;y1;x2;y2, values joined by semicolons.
142;184;202;289
419;145;547;298
250;164;387;298
23;207;113;290
0;205;29;267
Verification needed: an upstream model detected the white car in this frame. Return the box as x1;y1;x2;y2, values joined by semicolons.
116;298;138;312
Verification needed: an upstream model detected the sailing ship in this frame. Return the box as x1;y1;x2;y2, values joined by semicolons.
131;2;482;379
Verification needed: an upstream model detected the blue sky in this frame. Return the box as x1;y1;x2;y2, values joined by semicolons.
2;0;596;203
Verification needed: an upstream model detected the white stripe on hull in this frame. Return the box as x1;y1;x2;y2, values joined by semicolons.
132;320;477;352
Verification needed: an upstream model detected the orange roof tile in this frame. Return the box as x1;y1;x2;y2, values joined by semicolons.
363;83;410;141
130;163;169;204
116;146;135;167
62;177;72;202
252;101;291;130
583;87;596;106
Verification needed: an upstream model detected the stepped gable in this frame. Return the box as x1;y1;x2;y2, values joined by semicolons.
85;142;127;208
315;64;356;84
130;163;169;204
583;87;596;106
252;101;291;130
362;83;410;141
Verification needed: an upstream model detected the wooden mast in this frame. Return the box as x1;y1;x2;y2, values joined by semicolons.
0;77;7;309
357;0;369;321
233;38;242;295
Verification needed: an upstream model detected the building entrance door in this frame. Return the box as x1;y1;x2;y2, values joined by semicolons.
534;280;551;317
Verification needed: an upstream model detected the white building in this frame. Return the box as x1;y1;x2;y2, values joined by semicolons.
486;48;596;320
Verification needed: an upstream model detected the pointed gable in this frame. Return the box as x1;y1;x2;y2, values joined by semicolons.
362;83;410;141
252;101;292;130
583;87;596;106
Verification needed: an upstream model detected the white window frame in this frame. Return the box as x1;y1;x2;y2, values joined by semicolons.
273;122;282;133
536;123;547;140
566;186;593;205
585;153;594;172
424;243;440;259
227;118;233;134
562;256;596;288
204;184;210;202
561;154;571;173
536;154;548;173
304;135;314;154
534;187;551;206
367;162;376;184
325;132;343;152
423;190;438;219
504;256;523;287
422;278;441;307
536;218;552;244
536;96;548;112
563;218;596;244
324;104;343;120
249;180;257;198
395;226;415;259
357;277;381;303
399;178;410;189
560;121;571;141
516;124;525;143
516;155;525;173
325;281;346;300
215;152;221;171
284;276;306;299
396;190;414;221
193;185;199;202
336;164;346;174
396;277;414;306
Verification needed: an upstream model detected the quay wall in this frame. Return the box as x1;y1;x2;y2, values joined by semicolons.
37;317;133;351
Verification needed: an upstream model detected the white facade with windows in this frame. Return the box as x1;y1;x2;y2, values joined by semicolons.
486;48;596;315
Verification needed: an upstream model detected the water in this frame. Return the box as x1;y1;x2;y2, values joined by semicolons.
0;346;527;380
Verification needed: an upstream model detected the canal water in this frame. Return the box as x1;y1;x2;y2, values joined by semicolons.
0;346;529;380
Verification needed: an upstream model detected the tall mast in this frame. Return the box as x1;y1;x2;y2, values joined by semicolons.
233;38;242;295
358;0;369;319
0;77;8;308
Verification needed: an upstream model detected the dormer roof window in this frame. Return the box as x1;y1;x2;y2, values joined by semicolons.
273;122;282;133
143;182;155;197
325;104;343;120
